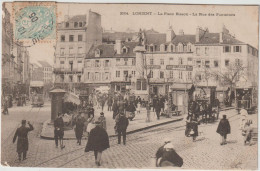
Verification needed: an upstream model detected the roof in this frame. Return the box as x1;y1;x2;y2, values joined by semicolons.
196;32;243;44
171;35;196;45
86;42;138;58
145;33;166;45
38;61;52;67
102;32;137;42
68;15;86;22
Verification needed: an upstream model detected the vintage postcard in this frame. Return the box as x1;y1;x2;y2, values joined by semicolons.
1;1;259;170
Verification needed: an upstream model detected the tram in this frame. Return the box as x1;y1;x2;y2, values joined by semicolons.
30;81;44;107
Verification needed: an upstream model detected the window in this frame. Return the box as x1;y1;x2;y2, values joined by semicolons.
178;44;183;52
60;61;64;68
196;47;200;55
86;60;91;67
104;72;109;80
95;60;100;67
205;47;209;55
149;70;153;78
187;44;191;52
136;79;147;90
169;58;174;65
178;58;183;65
78;47;83;54
214;60;219;67
105;60;109;67
223;46;231;53
150;46;154;52
77;75;81;82
61;35;65;42
79;22;83;27
205;60;210;68
187;57;192;65
170;71;174;78
165;45;168;51
235;59;241;66
124;71;128;80
160;59;164;65
69;47;73;55
170;45;174;52
69;75;73;82
78;60;82;63
196;60;201;68
74;22;78;28
225;59;229;66
60;48;65;56
124;58;128;65
116;58;120;65
160;71;164;78
116;71;120;77
78;35;83;41
69;35;74;42
179;71;183;79
95;72;100;80
65;22;69;28
132;71;136;77
69;61;73;71
122;47;127;53
60;75;64;82
132;58;136;65
233;46;241;52
188;71;192;80
150;59;154;65
160;44;165;52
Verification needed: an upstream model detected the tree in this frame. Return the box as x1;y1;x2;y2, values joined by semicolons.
212;62;246;106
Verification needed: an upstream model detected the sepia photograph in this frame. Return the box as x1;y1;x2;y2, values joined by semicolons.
1;1;259;169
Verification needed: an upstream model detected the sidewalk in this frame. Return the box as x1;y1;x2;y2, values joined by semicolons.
40;107;183;140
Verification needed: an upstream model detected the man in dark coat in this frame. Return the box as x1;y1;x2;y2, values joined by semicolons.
126;102;136;121
54;112;65;149
154;98;161;120
107;97;113;111
217;115;231;145
75;113;85;145
112;101;118;119
156;138;183;167
13;120;34;161
85;121;110;166
117;113;129;145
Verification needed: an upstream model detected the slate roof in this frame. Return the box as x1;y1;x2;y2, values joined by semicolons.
145;33;166;45
86;42;138;58
38;61;52;67
171;35;196;45
196;33;244;44
102;32;137;42
68;15;86;22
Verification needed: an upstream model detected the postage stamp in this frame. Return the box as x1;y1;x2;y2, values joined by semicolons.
12;2;56;47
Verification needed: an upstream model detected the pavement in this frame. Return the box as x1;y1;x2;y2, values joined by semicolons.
4;107;257;169
40;107;183;139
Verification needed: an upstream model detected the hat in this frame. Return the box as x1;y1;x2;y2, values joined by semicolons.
163;137;171;143
223;115;227;119
100;112;104;115
21;120;26;124
94;121;101;125
164;143;174;149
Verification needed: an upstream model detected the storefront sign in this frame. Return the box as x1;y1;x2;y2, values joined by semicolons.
166;65;193;71
146;65;161;69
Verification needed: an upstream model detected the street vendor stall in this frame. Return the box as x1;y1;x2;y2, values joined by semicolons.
235;87;257;114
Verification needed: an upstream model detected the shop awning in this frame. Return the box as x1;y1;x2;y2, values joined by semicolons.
170;83;192;90
64;92;80;105
216;87;229;92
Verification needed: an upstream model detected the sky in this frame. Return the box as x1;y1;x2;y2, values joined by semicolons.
6;3;259;65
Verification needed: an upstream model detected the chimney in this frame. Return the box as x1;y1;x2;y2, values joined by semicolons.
179;29;184;35
115;39;122;54
166;25;176;42
219;32;223;43
196;27;205;43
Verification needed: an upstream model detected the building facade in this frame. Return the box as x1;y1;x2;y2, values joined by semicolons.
38;61;53;83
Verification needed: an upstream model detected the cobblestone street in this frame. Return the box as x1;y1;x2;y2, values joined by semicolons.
2;106;257;169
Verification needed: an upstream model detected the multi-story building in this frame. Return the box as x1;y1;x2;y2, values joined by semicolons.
53;10;102;93
38;61;53;83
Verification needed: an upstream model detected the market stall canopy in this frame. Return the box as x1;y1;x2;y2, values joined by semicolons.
30;81;44;87
64;92;80;105
170;83;193;90
216;87;229;92
49;88;66;93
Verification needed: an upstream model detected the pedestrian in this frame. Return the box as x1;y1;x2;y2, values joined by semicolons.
117;113;129;145
54;112;65;149
13;120;34;161
216;115;231;145
74;113;85;145
240;107;248;129
107;97;113;111
136;102;141;114
112;100;118;119
159;95;165;113
155;138;183;167
87;115;95;136
101;98;106;111
154;99;161;120
98;112;106;130
85;121;110;166
3;97;9;115
242;120;253;145
126;101;136;121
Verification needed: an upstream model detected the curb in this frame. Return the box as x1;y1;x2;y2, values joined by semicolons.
40;117;183;140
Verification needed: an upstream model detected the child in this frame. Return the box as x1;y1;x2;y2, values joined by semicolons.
242;120;253;145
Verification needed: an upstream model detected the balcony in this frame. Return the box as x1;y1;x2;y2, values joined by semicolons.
56;53;86;58
54;68;83;74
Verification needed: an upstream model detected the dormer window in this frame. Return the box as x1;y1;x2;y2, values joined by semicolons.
79;22;83;27
165;45;168;51
122;46;128;53
74;22;78;28
150;45;154;52
187;43;192;52
178;43;183;52
160;44;165;52
65;22;69;28
95;49;101;57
